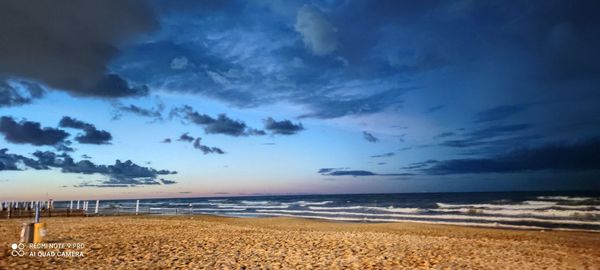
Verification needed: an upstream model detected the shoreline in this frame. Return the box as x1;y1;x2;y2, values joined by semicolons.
2;215;600;269
4;209;600;233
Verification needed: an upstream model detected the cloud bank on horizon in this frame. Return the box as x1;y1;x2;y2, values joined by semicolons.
0;0;599;197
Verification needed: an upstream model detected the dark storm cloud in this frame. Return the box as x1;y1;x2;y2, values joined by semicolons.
0;116;69;146
25;150;177;187
74;129;112;145
433;132;455;139
0;0;156;97
115;3;414;119
438;124;535;152
417;139;600;175
468;124;532;140
113;102;164;121
318;168;335;174
171;131;225;154
0;81;45;107
111;1;600;127
58;117;93;130
474;105;529;123
263;118;304;135
326;170;377;176
55;142;75;153
363;131;379;143
370;152;395;158
59;116;112;144
298;88;408;119
402;160;439;170
0;148;43;171
160;179;177;185
177;133;194;143
319;169;413;177
171;106;265;136
193;138;225;155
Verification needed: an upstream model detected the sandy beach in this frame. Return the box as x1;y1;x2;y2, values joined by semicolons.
1;215;599;269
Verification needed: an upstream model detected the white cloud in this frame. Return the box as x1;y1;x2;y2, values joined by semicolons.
206;71;230;86
170;56;189;70
294;5;338;56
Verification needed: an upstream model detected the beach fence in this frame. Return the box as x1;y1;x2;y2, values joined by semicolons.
1;199;198;219
0;200;86;219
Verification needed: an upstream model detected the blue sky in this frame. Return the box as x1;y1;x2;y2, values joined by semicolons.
1;0;599;200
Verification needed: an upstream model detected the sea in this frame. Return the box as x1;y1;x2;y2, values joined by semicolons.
54;191;600;232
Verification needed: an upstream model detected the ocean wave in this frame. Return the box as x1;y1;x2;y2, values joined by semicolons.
149;207;177;211
192;208;246;211
537;196;595;201
214;203;289;209
431;208;600;219
225;212;598;232
309;206;420;213
436;202;599;210
522;200;557;205
255;209;600;226
240;200;271;205
309;206;363;210
139;202;166;205
436;202;556;210
292;201;333;206
168;202;211;206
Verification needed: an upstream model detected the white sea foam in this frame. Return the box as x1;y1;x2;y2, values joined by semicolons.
436;202;556;210
214;203;289;209
192;208;246;212
436;202;599;210
293;201;333;206
168;202;211;206
309;205;420;213
431;208;600;218
523;200;558;205
309;206;363;210
240;200;271;205
255;209;600;226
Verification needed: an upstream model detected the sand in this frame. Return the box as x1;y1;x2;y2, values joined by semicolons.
1;215;599;269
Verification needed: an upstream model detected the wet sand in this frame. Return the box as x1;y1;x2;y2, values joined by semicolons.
1;215;599;269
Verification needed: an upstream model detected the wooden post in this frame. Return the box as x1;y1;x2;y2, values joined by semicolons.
95;200;99;214
135;200;140;215
69;200;73;210
35;202;40;223
7;201;11;219
76;200;80;209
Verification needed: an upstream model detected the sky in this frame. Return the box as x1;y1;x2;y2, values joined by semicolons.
0;0;599;200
